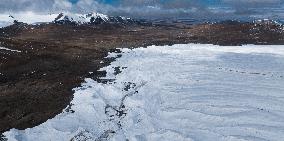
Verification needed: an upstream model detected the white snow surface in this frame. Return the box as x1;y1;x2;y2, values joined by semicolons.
0;12;58;28
0;47;21;52
3;44;284;141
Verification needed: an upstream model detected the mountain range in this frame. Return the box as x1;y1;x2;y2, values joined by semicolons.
0;12;148;28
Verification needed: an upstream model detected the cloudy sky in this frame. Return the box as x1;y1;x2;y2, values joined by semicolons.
0;0;283;19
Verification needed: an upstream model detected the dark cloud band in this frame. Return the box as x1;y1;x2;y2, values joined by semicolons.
0;0;283;19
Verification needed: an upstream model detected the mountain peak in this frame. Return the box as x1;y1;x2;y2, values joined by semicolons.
53;12;138;25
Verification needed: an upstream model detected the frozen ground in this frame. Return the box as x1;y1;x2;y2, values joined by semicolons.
3;44;284;141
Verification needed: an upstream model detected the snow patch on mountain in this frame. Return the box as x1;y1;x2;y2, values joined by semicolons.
253;19;284;33
0;47;21;52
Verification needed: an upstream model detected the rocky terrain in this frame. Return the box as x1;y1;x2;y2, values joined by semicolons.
0;14;284;133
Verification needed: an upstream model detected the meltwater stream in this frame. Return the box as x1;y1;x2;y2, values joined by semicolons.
4;44;284;141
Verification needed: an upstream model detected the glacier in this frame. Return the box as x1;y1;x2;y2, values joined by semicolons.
3;44;284;141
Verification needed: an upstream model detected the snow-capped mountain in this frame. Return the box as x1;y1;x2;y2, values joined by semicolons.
54;12;109;24
0;12;145;28
53;12;138;25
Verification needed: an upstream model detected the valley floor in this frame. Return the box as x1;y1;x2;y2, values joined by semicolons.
3;44;284;141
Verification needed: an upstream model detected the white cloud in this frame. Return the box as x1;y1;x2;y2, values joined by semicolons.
53;0;73;12
0;0;72;13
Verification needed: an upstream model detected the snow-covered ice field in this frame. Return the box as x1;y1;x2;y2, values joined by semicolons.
3;44;284;141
